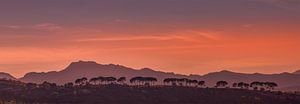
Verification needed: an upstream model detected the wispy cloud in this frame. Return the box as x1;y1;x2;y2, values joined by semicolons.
0;25;21;29
75;35;193;42
179;30;221;41
75;30;221;43
32;23;63;31
113;19;129;23
0;23;63;31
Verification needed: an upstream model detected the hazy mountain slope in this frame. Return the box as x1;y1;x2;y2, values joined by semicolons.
293;70;300;74
0;72;16;80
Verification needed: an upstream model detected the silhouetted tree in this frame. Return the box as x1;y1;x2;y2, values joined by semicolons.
163;78;171;85
186;79;198;87
75;77;88;86
237;82;244;88
97;76;105;84
177;78;188;86
264;82;278;91
130;77;157;86
106;77;117;84
89;77;99;85
237;82;250;89
216;81;228;88
64;82;74;88
198;81;205;87
250;81;262;90
163;78;178;86
244;83;250;89
191;80;199;87
249;81;278;91
117;77;126;85
144;77;157;86
130;77;143;85
164;78;202;87
232;83;238;88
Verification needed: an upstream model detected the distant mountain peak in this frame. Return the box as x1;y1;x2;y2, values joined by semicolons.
205;70;240;76
140;68;154;71
70;60;99;65
219;70;234;73
214;70;239;74
66;60;100;69
67;60;126;68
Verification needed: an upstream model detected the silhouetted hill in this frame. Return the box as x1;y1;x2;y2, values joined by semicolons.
20;61;300;89
0;72;16;80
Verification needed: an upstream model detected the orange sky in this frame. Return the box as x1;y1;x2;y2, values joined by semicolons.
0;0;300;78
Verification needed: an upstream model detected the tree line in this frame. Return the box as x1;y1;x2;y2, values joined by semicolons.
215;81;278;91
73;76;278;91
0;77;281;104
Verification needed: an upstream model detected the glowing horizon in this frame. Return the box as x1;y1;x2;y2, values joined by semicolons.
1;0;300;78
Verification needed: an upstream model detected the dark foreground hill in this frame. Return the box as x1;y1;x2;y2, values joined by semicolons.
0;80;299;104
47;87;300;104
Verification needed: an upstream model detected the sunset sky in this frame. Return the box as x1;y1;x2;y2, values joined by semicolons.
1;0;300;78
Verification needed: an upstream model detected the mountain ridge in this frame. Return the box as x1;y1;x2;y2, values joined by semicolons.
17;60;300;89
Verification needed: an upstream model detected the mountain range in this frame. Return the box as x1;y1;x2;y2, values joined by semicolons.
1;61;300;91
